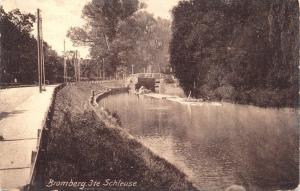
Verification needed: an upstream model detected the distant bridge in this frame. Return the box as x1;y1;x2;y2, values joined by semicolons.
131;73;164;79
127;73;168;93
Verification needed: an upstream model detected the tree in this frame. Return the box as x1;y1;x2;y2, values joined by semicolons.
113;11;171;74
0;7;63;85
67;0;170;77
44;43;64;83
0;7;37;84
170;0;299;107
67;0;142;76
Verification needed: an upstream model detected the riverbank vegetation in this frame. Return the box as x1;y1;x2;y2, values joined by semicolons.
43;83;198;191
170;0;299;108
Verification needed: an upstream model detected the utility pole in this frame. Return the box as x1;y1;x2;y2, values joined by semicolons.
73;51;77;82
76;50;81;82
78;56;81;82
72;50;80;82
37;9;42;93
131;65;134;76
36;9;45;92
102;58;105;80
97;61;100;79
63;40;67;83
40;15;45;88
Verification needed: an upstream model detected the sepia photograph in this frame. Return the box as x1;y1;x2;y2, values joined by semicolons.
0;0;299;190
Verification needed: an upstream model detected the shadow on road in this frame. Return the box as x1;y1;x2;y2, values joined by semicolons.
0;110;27;121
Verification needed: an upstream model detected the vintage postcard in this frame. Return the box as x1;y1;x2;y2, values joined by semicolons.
0;0;299;191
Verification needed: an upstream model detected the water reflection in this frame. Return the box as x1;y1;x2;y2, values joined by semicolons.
98;93;299;191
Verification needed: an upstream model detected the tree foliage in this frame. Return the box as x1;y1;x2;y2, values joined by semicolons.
0;7;63;85
111;11;170;74
67;0;170;77
170;0;299;107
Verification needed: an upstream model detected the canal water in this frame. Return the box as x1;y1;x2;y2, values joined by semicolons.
98;93;299;191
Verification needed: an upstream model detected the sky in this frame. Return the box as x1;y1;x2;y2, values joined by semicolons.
0;0;180;58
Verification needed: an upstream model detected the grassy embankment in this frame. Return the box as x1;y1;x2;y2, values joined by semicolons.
43;81;198;191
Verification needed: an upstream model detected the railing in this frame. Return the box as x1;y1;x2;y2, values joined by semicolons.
132;73;164;79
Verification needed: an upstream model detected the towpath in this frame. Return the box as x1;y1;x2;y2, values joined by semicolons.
0;85;57;189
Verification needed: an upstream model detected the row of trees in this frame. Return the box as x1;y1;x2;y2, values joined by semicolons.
0;7;63;85
67;0;171;78
170;0;299;107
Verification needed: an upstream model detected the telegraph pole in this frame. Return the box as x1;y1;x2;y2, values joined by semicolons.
131;65;134;76
37;9;42;93
77;52;81;82
97;61;100;79
102;58;105;80
40;15;45;88
73;51;78;82
64;40;68;83
37;9;45;92
63;40;65;82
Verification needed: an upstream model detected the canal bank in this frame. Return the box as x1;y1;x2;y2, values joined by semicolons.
35;82;199;191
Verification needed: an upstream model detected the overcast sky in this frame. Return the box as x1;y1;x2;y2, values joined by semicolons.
0;0;180;58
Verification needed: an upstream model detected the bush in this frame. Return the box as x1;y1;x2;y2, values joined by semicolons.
215;85;235;100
